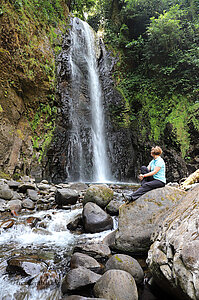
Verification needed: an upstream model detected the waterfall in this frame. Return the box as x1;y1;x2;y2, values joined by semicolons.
66;18;111;183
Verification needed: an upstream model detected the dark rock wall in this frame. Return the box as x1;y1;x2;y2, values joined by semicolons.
45;20;135;183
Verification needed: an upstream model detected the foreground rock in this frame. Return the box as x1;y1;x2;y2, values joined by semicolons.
94;270;138;300
147;185;199;300
83;202;113;233
106;199;122;215
83;185;114;208
55;188;79;207
0;185;13;200
105;254;144;284
115;186;186;255
7;256;47;277
70;252;101;272
61;267;101;294
73;242;111;261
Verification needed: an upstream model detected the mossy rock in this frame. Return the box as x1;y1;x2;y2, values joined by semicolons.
83;185;114;208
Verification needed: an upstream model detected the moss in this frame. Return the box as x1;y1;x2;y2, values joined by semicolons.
0;0;70;175
115;255;123;263
0;172;11;180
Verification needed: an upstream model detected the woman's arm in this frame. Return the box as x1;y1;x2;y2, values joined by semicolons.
139;166;161;180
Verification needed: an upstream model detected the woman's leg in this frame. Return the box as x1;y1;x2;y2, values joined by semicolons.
127;180;165;202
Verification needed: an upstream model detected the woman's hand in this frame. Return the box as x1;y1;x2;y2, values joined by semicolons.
139;174;144;181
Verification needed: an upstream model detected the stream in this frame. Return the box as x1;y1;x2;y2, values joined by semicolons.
0;205;118;300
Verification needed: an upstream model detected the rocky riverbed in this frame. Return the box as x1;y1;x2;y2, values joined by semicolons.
0;176;198;300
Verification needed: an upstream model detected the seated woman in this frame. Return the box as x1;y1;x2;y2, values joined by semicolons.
126;146;166;203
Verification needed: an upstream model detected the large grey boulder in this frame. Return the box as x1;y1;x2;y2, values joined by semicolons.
70;252;101;271
83;202;113;233
94;270;138;300
106;199;122;215
55;188;79;207
7;200;22;212
27;189;39;201
61;267;101;294
0;185;13;200
147;185;199;300
73;242;111;261
22;199;35;210
105;254;144;284
83;184;114;208
115;186;186;255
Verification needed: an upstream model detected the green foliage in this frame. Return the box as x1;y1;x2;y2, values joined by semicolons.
91;0;199;158
29;101;57;161
71;0;96;19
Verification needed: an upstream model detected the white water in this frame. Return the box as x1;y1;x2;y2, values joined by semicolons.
0;208;117;300
81;21;111;183
68;18;112;183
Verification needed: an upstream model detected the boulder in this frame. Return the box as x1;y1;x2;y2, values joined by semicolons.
7;180;21;190
18;183;36;193
7;199;22;212
27;189;39;201
70;252;101;272
94;270;138;300
12;191;23;200
0;185;13;200
83;185;114;208
73;242;111;261
7;256;47;276
102;230;116;248
147;185;199;300
55;188;79;207
115;186;186;255
67;214;83;232
106;199;122;215
61;267;101;294
37;183;51;190
83;202;113;233
105;254;144;284
22;199;35;210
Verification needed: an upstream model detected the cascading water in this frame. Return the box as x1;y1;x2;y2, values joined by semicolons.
0;207;118;299
66;18;112;183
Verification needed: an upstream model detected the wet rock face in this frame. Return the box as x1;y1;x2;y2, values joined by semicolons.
44;18;135;183
115;186;186;255
98;44;135;181
147;185;199;300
